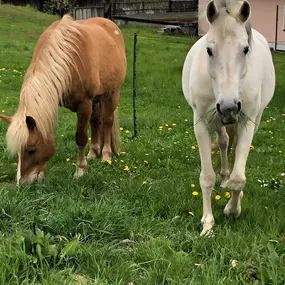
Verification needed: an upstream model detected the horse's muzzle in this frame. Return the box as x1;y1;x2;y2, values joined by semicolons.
216;99;241;125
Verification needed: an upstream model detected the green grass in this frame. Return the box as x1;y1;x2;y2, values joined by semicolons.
0;4;285;285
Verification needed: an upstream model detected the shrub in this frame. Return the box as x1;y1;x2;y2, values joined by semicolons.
43;0;77;17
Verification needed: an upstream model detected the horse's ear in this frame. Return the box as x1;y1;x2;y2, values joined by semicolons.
26;116;36;131
0;114;13;124
206;0;218;24
239;1;251;23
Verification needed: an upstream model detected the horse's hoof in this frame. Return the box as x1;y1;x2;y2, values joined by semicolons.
224;200;241;219
74;167;85;178
102;151;112;162
200;224;214;237
200;216;214;236
87;151;97;160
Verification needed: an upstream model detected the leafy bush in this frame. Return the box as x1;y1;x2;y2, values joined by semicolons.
43;0;77;17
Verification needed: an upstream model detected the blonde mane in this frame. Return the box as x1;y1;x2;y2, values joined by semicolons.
6;15;83;154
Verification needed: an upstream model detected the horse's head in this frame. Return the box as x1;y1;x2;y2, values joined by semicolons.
0;114;55;185
205;0;251;125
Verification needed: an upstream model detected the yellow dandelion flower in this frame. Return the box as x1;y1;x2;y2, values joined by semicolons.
165;123;169;127
120;151;127;155
250;145;254;149
66;158;70;162
61;134;64;137
272;117;276;121
225;192;231;198
189;211;194;216
120;159;124;163
185;131;189;134
125;130;130;134
1;110;5;113
172;123;177;126
279;150;282;153
185;119;188;122
168;128;172;131
191;184;195;188
191;146;196;150
282;114;285;117
266;120;270;123
124;165;129;172
143;181;147;185
144;160;148;164
88;137;91;141
192;191;199;196
120;127;123;131
211;151;215;155
215;195;221;200
106;160;112;165
159;126;164;129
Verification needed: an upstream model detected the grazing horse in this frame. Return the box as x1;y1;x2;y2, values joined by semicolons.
0;15;127;184
182;0;275;235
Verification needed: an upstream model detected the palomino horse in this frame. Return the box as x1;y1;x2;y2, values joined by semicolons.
0;15;127;184
182;0;275;235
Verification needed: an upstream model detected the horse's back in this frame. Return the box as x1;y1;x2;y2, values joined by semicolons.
78;17;127;92
80;17;125;52
248;29;275;108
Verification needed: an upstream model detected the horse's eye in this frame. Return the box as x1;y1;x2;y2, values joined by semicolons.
28;149;36;155
243;46;249;55
207;47;213;56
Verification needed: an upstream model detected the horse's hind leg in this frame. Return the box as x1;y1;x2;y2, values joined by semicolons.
102;93;119;161
216;127;230;188
87;102;102;159
74;99;92;178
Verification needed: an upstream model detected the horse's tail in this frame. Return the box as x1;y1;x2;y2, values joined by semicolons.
111;108;121;155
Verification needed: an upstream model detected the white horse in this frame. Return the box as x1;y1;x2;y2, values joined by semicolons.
182;0;275;236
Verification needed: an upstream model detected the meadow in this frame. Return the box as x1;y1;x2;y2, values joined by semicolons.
0;4;285;285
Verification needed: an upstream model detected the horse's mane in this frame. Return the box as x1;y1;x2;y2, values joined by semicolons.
6;15;83;154
199;0;252;45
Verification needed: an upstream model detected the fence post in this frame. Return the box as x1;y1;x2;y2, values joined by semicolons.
169;0;172;12
132;33;138;139
113;1;116;16
275;5;279;51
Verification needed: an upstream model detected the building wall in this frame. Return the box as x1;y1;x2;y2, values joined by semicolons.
198;0;285;44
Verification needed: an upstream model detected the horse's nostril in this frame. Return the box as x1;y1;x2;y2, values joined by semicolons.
237;101;242;113
216;103;222;114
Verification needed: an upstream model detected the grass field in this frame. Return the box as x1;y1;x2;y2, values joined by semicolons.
0;4;285;285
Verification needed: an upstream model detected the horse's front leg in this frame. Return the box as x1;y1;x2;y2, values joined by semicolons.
74;99;92;178
224;122;255;218
194;119;216;236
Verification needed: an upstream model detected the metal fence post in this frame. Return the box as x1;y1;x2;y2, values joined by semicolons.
132;33;138;139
